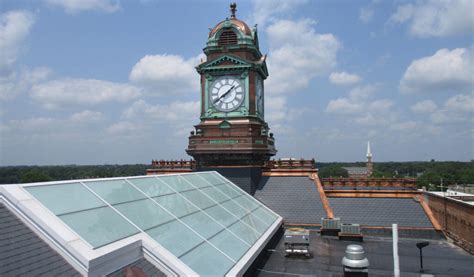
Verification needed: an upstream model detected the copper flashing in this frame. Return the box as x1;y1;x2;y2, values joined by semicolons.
416;194;443;231
311;173;334;219
325;190;421;198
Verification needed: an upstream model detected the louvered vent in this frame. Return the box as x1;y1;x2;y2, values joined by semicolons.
341;223;361;235
218;30;238;46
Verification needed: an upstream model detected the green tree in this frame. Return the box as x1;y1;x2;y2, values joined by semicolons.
20;169;52;183
318;165;348;178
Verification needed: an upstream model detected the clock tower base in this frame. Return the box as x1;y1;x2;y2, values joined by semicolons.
186;118;276;168
197;166;262;195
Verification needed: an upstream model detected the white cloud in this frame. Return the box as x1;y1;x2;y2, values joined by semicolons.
123;99;199;122
389;0;474;37
9;117;56;131
329;71;361;86
359;7;374;24
368;99;393;112
129;54;201;96
119;99;199;137
326;97;363;114
30;78;141;109
0;10;35;72
266;96;289;122
326;84;396;127
266;19;341;94
400;47;473;94
430;111;465;124
251;0;308;27
411;100;438;113
326;85;379;114
445;94;474;113
420;94;473;125
106;121;147;135
0;67;52;100
355;113;392;126
69;110;104;123
389;121;418;131
45;0;120;14
348;84;377;100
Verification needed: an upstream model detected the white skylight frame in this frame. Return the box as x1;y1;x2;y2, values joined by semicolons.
0;171;283;276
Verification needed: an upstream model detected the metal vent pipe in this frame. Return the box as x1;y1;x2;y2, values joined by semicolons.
341;244;369;276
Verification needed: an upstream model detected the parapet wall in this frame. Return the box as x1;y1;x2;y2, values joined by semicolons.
424;192;474;254
321;177;417;189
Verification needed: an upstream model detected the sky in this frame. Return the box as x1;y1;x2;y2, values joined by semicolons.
0;0;473;166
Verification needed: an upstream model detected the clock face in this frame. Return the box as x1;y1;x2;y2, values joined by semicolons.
210;76;245;112
256;77;264;115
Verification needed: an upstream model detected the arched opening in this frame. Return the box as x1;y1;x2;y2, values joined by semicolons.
218;29;238;46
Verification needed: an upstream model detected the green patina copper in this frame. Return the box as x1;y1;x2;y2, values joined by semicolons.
197;18;268;120
209;139;239;144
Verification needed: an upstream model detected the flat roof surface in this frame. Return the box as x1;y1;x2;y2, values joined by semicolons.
258;231;474;276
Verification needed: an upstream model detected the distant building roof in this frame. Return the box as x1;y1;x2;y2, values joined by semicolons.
343;167;368;175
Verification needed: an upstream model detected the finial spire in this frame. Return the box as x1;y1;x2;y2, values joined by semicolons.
230;3;237;18
367;141;372;158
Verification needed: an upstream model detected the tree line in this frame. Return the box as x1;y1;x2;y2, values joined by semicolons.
0;161;473;190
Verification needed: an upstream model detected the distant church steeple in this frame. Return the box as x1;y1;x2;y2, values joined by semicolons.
366;141;373;176
367;141;372;158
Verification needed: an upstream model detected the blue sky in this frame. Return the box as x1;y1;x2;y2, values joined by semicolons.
0;0;473;165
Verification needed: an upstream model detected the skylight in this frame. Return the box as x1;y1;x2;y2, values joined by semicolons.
20;172;281;276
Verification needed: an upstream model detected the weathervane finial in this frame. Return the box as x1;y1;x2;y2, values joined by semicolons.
230;3;237;18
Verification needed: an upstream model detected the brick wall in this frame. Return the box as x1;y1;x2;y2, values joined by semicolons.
424;192;474;254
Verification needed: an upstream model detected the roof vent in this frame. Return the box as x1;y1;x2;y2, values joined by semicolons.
342;244;369;276
341;223;361;235
321;217;341;236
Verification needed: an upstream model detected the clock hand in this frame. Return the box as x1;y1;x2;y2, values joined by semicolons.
214;85;235;104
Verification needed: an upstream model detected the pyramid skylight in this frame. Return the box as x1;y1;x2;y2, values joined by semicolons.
1;172;282;276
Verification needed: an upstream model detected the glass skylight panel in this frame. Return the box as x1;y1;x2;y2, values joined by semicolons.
220;199;249;218
181;174;212;188
253;206;279;225
180;211;223;239
204;204;241;227
25;183;105;215
113;199;174;230
21;172;282;276
208;229;250;261
180;241;234;276
214;182;242;198
128;177;175;197
153;193;199;218
240;213;269;234
146;219;204;257
60;206;140;248
227;220;260;244
84;179;146;204
198;172;226;185
159;175;194;192
233;194;260;210
180;189;216;210
199;185;230;203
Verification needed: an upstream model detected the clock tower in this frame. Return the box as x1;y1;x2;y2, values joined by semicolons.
186;3;277;169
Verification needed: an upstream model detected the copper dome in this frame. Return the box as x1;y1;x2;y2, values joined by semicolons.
209;17;252;38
